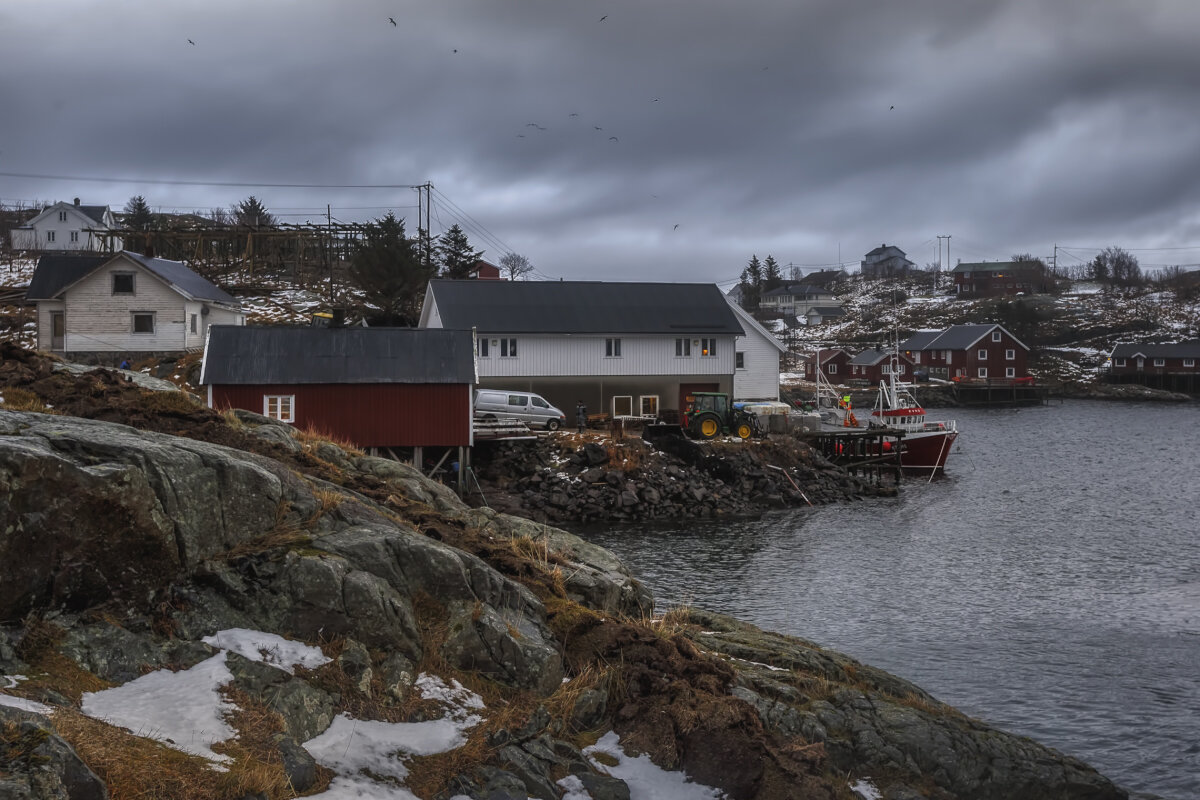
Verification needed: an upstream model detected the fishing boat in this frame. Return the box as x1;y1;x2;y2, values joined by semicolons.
866;355;958;472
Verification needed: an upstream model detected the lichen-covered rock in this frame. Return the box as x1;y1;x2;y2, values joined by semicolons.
0;706;109;800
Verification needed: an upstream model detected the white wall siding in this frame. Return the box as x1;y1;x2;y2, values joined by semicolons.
61;261;188;352
10;206;119;252
734;330;781;400
35;300;65;351
475;333;736;378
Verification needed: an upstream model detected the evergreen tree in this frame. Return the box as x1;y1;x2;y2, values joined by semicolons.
762;255;783;291
745;254;763;286
122;195;155;230
435;224;484;279
739;255;764;309
347;213;435;325
233;196;276;229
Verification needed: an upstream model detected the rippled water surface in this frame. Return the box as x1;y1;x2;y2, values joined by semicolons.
578;400;1200;799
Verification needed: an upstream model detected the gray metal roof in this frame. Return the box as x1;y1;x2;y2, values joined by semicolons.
25;251;237;306
806;306;846;317
899;330;941;351
25;254;111;299
122;252;238;305
922;323;1029;351
951;261;1019;273
1111;340;1200;359
426;279;744;335
849;348;888;366
201;326;476;385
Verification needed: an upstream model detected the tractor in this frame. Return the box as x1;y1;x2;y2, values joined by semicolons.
682;392;760;440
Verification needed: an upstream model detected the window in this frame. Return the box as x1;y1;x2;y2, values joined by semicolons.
500;338;517;357
1184;359;1195;368
69;231;79;243
700;337;717;357
1006;349;1016;360
46;230;56;243
190;314;198;334
263;395;294;423
1006;367;1015;378
898;364;905;374
477;338;489;357
605;338;622;357
1153;358;1165;367
827;363;837;374
882;364;890;374
911;352;920;363
640;395;659;416
531;396;550;408
1114;358;1126;367
992;331;1002;342
978;367;988;378
58;211;67;222
507;394;528;407
735;352;745;369
675;338;691;357
131;312;155;334
612;395;633;417
112;273;135;294
978;349;988;360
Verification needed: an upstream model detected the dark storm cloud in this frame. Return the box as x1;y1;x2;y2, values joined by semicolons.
4;0;1200;279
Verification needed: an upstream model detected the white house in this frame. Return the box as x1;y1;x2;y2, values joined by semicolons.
419;279;746;420
759;284;841;317
9;198;122;252
25;251;243;361
727;300;785;400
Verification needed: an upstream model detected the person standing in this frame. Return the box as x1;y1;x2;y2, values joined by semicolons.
575;400;587;434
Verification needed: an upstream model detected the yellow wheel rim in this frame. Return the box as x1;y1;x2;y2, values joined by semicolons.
700;418;719;437
736;423;752;439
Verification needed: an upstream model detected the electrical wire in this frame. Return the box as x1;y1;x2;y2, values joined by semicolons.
0;170;424;190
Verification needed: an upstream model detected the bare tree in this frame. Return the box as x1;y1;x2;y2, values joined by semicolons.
499;251;535;280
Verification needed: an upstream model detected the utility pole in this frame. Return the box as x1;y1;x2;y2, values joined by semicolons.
937;235;951;289
327;204;334;306
415;182;433;269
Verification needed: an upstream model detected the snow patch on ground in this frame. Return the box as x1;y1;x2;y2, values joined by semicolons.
201;628;330;673
0;694;52;715
585;730;727;799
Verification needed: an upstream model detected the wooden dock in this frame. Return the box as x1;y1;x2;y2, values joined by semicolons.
950;381;1047;407
800;428;904;483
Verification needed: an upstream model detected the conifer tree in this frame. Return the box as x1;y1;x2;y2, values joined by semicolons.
347;212;435;325
435;224;484;279
122;195;155;230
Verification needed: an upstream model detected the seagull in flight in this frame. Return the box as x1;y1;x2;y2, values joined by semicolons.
609;136;619;142
569;112;579;117
187;39;195;45
599;15;608;21
890;105;895;110
673;224;679;231
388;17;396;26
594;125;602;130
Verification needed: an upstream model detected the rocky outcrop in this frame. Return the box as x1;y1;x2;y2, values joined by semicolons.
471;433;892;525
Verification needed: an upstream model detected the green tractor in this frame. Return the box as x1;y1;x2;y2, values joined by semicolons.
682;392;760;440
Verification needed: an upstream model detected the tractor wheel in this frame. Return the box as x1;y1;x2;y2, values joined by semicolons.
692;414;721;440
735;421;753;439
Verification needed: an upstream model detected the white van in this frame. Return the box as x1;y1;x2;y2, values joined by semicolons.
474;390;567;431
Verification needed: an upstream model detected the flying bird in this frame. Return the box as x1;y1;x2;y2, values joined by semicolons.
673;224;679;231
569;112;579;117
593;125;602;130
609;136;619;142
388;17;396;26
599;15;608;21
187;39;195;45
890;105;895;110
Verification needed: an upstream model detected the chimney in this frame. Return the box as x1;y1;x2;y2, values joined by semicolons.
74;198;81;206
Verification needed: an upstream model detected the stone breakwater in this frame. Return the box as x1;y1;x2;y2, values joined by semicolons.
470;432;894;524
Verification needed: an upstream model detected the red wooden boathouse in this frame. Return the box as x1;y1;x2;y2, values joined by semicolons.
200;325;476;451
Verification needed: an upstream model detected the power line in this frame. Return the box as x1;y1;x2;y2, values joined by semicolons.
0;170;424;190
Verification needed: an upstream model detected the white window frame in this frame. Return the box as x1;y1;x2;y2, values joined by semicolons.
112;273;135;295
500;337;517;358
675;338;691;357
978;348;988;360
639;395;659;416
978;367;988;379
735;352;745;369
911;352;921;363
605;338;622;357
59;210;68;222
700;337;717;357
827;363;837;374
1006;349;1016;360
69;230;80;243
478;338;489;358
1153;358;1165;367
190;314;198;334
898;364;905;374
1006;367;1015;378
1114;358;1126;367
992;330;1002;342
1184;359;1195;368
130;311;155;334
882;364;890;374
612;395;634;417
263;395;295;423
46;230;56;243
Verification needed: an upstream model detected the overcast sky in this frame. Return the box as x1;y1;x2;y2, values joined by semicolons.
4;0;1200;284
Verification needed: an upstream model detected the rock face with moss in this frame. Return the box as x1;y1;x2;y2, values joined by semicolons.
0;406;1133;799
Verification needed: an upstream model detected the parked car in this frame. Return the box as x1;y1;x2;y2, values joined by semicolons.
474;389;566;430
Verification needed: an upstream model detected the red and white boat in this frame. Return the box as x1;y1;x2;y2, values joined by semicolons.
866;360;958;472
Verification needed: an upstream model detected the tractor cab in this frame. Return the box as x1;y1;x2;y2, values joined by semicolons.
682;392;757;440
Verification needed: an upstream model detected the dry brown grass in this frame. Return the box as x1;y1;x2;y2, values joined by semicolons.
219;408;246;429
0;386;59;414
602;439;649;471
141;390;205;415
294;426;366;457
221;501;311;560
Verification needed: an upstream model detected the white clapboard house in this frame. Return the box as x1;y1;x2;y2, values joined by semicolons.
9;198;122;252
419;279;784;418
25;251;244;360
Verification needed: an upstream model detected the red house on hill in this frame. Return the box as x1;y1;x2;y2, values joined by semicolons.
802;348;852;382
200;326;476;452
848;348;915;384
900;324;1030;381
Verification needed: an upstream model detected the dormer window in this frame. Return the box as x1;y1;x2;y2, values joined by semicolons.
59;211;67;222
112;273;135;294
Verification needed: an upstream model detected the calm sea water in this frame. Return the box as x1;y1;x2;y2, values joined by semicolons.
578;400;1200;799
